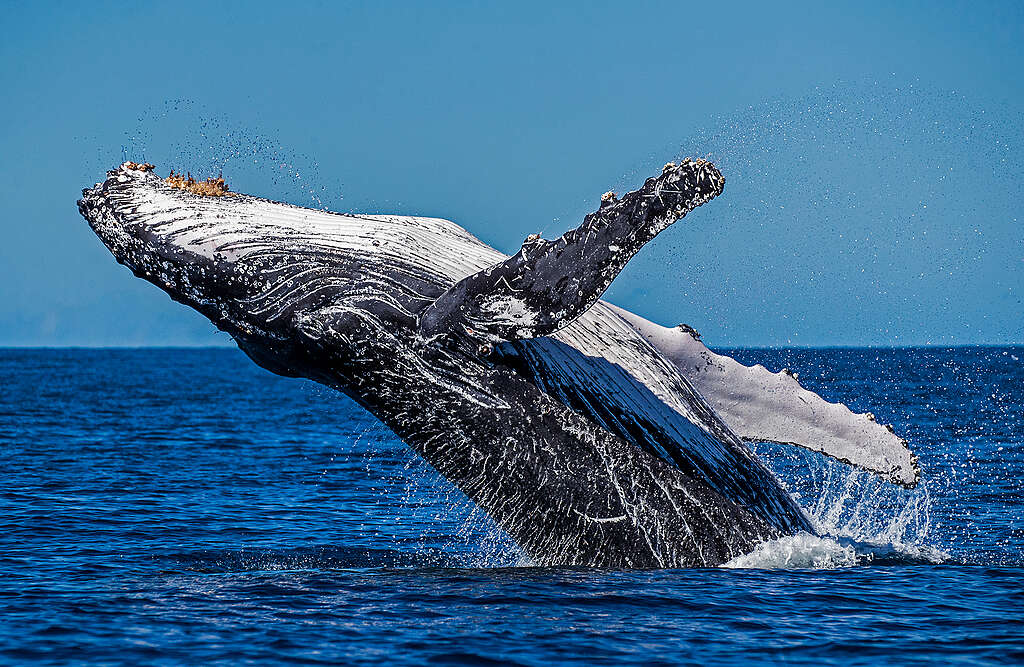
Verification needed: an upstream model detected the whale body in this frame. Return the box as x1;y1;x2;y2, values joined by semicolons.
78;161;917;567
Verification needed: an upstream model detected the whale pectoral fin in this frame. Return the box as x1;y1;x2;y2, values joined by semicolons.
609;304;921;487
418;160;725;351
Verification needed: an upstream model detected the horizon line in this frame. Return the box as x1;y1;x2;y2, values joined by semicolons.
2;343;1021;352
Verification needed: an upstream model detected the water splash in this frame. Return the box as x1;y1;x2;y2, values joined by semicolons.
107;99;342;211
722;533;858;569
721;446;950;570
736;442;951;569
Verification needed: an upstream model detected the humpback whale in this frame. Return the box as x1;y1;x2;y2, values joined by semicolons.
78;160;918;568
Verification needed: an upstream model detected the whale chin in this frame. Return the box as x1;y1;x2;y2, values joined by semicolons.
78;160;917;568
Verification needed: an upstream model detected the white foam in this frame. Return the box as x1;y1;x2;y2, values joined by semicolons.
722;532;858;569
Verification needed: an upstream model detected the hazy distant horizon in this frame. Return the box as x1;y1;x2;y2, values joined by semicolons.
4;342;1021;352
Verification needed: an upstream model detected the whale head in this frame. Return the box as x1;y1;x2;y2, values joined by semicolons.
77;162;505;352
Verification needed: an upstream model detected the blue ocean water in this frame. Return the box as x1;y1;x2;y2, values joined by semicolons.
1;346;1022;665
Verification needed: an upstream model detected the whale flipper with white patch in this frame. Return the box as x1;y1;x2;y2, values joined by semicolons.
608;304;920;487
418;160;725;352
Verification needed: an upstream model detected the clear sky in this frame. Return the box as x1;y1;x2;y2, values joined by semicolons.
1;1;1021;347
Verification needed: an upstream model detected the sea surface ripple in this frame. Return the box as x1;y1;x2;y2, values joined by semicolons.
1;347;1022;665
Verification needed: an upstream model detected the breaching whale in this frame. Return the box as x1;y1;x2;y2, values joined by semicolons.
78;160;918;567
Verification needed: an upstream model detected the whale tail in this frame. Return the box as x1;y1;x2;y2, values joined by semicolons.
417;159;724;354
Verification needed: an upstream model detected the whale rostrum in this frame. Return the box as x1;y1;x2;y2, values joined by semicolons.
78;160;918;567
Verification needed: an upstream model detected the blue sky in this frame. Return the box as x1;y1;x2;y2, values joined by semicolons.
1;1;1021;347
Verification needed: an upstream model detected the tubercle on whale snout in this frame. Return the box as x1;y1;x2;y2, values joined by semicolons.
165;170;236;197
103;161;237;197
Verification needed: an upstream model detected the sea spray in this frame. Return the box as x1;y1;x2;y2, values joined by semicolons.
722;533;858;569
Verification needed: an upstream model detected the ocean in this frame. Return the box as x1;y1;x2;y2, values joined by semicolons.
1;346;1021;665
